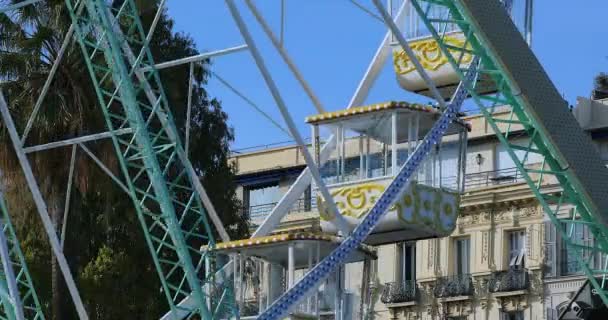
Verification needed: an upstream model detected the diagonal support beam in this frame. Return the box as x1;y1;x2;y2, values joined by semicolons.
372;0;447;109
0;91;89;320
251;0;409;238
244;0;325;114
225;0;352;236
161;3;411;319
105;9;232;243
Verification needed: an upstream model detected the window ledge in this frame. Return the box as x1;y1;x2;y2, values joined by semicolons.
437;295;471;303
385;301;417;308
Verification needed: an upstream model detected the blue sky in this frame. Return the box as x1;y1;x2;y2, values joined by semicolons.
166;1;608;150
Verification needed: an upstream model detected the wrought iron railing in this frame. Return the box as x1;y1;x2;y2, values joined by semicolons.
244;198;316;220
241;300;262;318
464;167;524;189
381;280;418;304
433;274;474;298
488;269;529;293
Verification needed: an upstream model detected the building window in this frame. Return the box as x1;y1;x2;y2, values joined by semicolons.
544;221;558;277
561;221;598;275
508;230;526;269
454;237;471;275
245;182;281;218
501;311;524;320
435;142;459;189
495;141;542;176
396;242;416;282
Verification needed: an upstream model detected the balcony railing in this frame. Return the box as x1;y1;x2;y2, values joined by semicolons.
464;167;524;189
433;274;474;298
488;269;529;293
409;167;526;192
244;167;527;222
244;198;316;220
381;280;418;304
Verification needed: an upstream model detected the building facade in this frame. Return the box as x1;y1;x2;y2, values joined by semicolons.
228;98;608;320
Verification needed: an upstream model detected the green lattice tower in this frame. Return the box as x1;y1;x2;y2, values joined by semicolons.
409;0;608;306
0;185;45;320
63;0;237;318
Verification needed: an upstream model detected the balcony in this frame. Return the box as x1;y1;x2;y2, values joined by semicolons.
421;167;526;192
381;280;418;304
463;167;524;190
433;274;474;298
489;269;529;293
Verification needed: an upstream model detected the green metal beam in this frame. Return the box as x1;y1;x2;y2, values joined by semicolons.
0;182;45;320
411;0;608;306
63;0;237;318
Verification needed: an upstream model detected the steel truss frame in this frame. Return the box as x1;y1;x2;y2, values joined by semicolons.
0;171;45;320
163;2;414;319
408;0;608;306
0;0;251;319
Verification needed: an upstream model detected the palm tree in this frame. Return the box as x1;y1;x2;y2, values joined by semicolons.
1;1;247;319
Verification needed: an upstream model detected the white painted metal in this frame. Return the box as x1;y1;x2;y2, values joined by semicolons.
21;24;75;145
144;0;166;44
23;128;133;153
164;3;410;319
525;0;534;45
61;145;77;248
359;135;365;179
185;62;194;156
225;0;352;235
288;244;295;288
143;45;248;72
372;0;447;109
78;144;129;194
252;1;409;238
244;0;325;114
280;0;285;47
0;92;89;320
392;112;398;175
349;0;384;23
211;71;290;137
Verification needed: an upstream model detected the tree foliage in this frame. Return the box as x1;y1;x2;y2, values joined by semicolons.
0;1;246;319
593;72;608;100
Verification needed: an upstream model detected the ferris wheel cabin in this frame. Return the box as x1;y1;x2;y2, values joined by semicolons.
309;101;470;245
391;0;534;99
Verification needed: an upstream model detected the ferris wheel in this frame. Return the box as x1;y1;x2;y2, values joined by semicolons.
1;1;608;320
